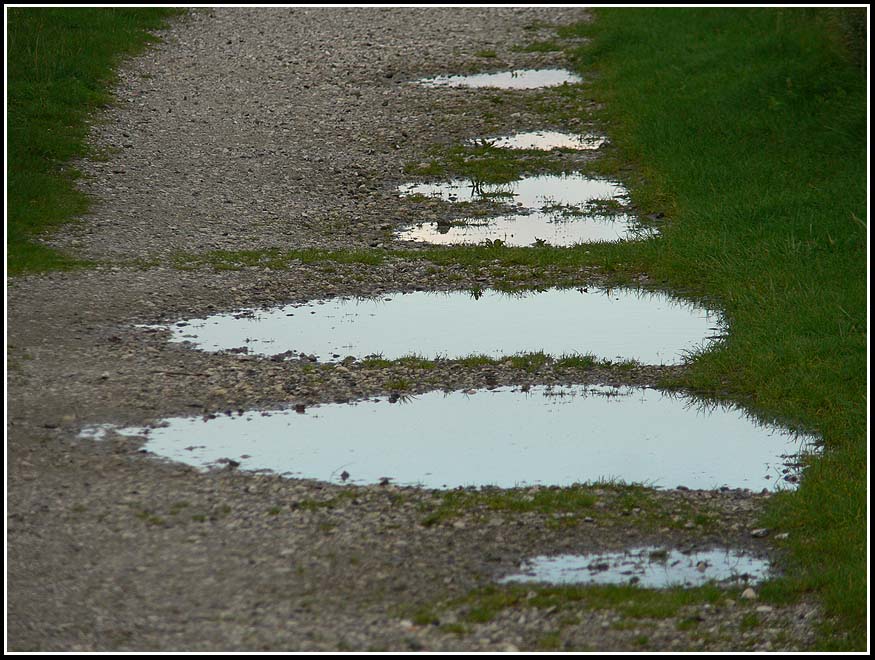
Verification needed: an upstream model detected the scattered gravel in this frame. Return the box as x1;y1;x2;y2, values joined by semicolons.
7;7;822;652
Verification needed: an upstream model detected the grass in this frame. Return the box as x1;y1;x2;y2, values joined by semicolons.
563;8;866;649
173;241;644;276
6;7;184;275
512;40;564;53
420;485;598;527
444;582;730;625
417;482;714;531
356;351;641;377
403;142;575;184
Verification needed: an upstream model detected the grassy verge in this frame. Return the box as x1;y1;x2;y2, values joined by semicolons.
564;8;866;649
6;7;184;275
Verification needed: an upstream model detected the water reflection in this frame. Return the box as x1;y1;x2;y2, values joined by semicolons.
80;385;818;491
398;173;628;207
416;68;583;89
154;287;723;365
499;546;774;588
397;211;643;246
473;131;607;151
397;173;641;246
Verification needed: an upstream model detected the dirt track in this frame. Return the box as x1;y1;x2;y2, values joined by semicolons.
6;8;821;651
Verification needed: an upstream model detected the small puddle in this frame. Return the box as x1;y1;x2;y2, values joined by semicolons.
399;173;628;206
397;173;640;246
156;287;723;365
396;211;641;246
82;385;817;491
473;131;607;151
416;68;583;89
498;547;773;588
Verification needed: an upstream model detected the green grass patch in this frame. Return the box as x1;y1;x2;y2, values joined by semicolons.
168;241;665;291
449;582;730;625
7;7;184;275
536;631;562;650
565;7;866;649
357;351;637;378
403;142;578;184
420;485;598;527
417;482;698;529
398;242;657;282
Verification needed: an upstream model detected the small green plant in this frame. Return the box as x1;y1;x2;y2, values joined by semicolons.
135;509;166;526
537;631;562;650
739;612;760;632
440;623;469;636
384;377;412;391
169;501;190;515
513;40;564;53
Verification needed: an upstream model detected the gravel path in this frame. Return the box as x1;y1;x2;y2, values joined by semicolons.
7;8;821;651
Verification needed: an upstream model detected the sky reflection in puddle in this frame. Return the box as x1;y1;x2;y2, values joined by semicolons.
499;546;774;588
396;211;642;246
398;173;628;207
473;131;607;151
397;173;639;246
417;68;583;89
158;287;723;365
82;385;817;492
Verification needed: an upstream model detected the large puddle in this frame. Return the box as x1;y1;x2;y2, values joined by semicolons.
397;173;640;246
498;547;773;588
473;131;607;151
82;385;817;491
157;287;723;365
416;68;583;89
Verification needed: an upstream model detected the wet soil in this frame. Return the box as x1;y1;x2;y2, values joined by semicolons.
7;7;821;651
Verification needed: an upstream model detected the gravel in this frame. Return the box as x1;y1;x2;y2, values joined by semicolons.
7;7;822;651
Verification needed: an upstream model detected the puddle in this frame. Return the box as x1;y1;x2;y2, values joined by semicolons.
81;385;817;491
498;546;774;588
156;287;723;365
397;173;639;246
398;173;628;207
416;68;583;89
473;131;607;151
396;211;641;246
